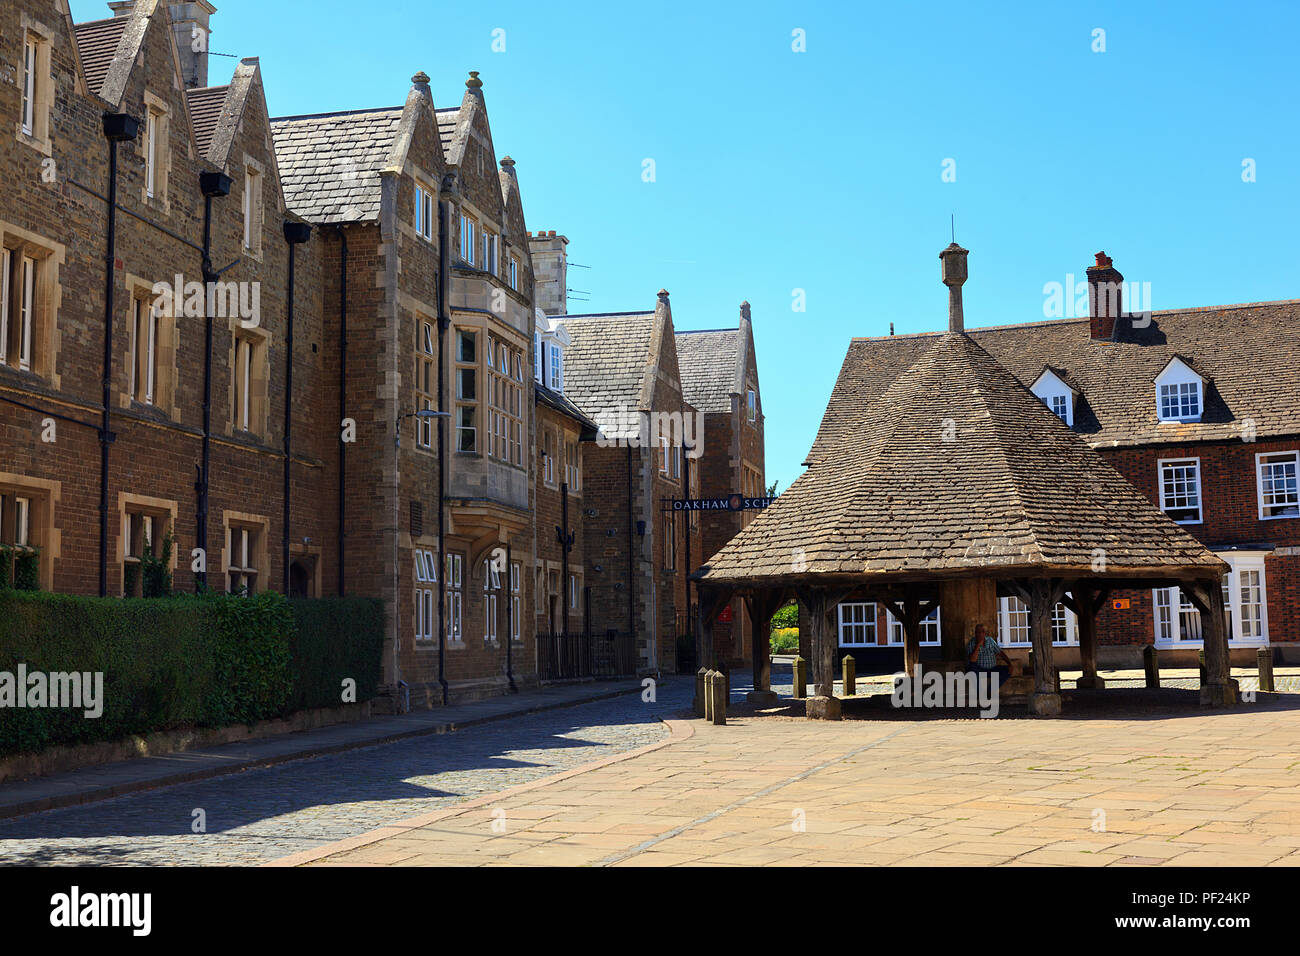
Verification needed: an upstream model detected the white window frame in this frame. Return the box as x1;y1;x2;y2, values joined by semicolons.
1030;370;1075;428
413;548;437;643
1158;457;1203;524
414;184;435;241
747;388;757;423
234;336;253;431
460;215;477;266
1257;451;1300;520
130;296;158;404
483;559;501;643
837;602;877;647
885;607;941;646
996;596;1076;646
549;342;563;392
0;247;9;367
483;230;498;274
20;36;38;137
18;255;33;371
509;256;519;291
1152;556;1269;648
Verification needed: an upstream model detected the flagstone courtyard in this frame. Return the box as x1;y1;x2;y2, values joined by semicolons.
276;682;1300;868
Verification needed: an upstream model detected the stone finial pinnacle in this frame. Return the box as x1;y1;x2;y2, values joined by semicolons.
939;242;969;334
658;289;670;300
500;156;515;169
740;301;751;321
412;71;430;86
466;71;483;90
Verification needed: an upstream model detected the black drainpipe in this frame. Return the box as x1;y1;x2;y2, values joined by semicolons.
559;483;571;638
436;178;454;706
683;430;691;623
626;443;636;664
282;221;312;593
505;541;516;692
334;225;348;595
196;171;232;592
98;113;139;597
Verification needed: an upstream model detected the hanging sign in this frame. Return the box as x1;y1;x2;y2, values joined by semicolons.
670;494;774;512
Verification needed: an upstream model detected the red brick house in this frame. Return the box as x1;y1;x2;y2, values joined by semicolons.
809;252;1300;670
675;303;766;667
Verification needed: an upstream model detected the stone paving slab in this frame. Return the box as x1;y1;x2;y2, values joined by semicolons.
0;679;648;821
283;692;1300;868
0;678;689;865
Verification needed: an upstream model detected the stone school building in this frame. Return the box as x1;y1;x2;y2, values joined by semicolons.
0;0;765;707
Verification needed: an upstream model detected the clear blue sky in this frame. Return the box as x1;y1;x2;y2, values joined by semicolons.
74;1;1300;493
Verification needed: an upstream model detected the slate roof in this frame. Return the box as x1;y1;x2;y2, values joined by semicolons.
536;383;599;439
74;17;129;97
270;107;404;224
676;329;739;414
557;312;656;440
808;301;1300;465
186;86;230;160
436;107;460;156
699;332;1226;588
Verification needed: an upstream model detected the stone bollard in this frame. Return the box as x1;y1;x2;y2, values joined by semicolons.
842;654;856;697
695;667;708;717
1258;647;1275;693
703;670;716;721
1144;644;1160;689
708;670;727;725
793;656;807;699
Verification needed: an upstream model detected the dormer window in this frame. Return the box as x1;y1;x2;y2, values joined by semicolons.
1154;357;1204;423
1030;368;1076;427
549;342;563;392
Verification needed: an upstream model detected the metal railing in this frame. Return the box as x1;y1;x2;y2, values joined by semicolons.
537;630;638;681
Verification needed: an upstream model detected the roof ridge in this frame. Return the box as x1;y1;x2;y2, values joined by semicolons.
271;106;404;123
851;297;1300;343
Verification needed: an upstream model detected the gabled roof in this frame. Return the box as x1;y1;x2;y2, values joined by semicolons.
185;85;230;160
73;17;129;97
701;333;1226;587
809;300;1300;463
557;312;657;439
1032;365;1077;395
271;107;404;223
676;329;739;414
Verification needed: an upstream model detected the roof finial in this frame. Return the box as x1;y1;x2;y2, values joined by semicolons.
411;71;430;87
500;155;515;169
740;301;751;322
466;71;483;91
940;242;969;334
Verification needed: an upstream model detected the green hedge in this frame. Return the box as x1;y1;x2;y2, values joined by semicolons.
288;597;385;711
0;591;384;757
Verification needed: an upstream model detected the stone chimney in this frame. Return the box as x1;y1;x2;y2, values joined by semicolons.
1086;251;1124;341
939;242;969;333
528;230;569;316
113;3;218;88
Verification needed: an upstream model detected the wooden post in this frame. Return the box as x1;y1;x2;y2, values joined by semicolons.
1191;579;1237;706
842;654;856;697
1074;586;1106;690
903;617;922;677
745;591;779;704
939;577;998;666
793;656;807;699
1258;647;1275;693
798;588;838;699
1027;580;1062;717
1143;644;1160;689
703;669;716;721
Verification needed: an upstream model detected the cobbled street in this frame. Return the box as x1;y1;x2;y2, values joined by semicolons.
0;679;688;866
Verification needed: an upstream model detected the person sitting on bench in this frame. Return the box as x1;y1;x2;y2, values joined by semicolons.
966;623;1012;681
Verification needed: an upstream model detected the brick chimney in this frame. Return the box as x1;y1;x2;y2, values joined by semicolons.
1086;251;1124;341
939;242;969;333
112;2;218;88
528;231;569;316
